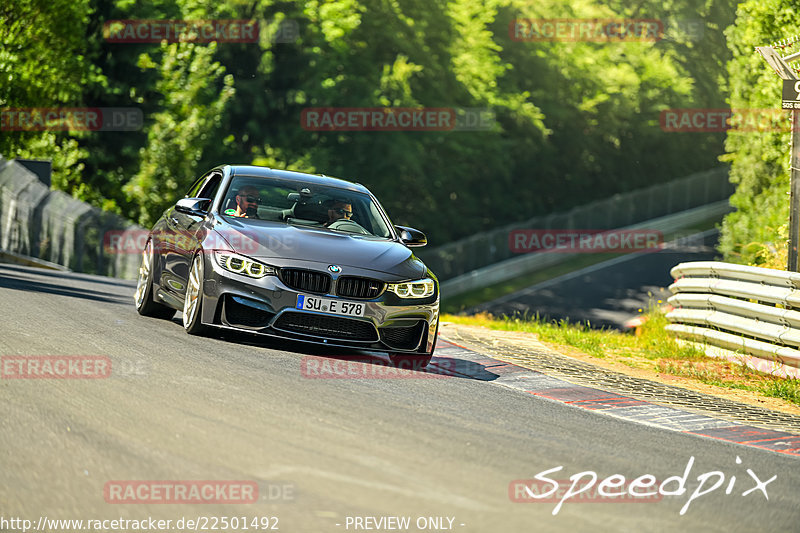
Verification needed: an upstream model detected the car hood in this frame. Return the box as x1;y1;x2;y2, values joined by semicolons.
210;221;427;279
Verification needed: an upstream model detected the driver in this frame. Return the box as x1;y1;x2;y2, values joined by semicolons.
325;200;353;226
224;185;260;218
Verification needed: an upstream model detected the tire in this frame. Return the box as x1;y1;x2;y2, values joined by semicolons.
182;252;208;335
134;240;176;319
388;353;432;370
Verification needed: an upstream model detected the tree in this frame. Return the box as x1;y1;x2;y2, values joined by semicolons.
122;42;234;226
0;0;99;188
718;0;799;266
4;0;739;246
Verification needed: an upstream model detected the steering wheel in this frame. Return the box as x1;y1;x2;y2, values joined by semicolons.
327;219;370;234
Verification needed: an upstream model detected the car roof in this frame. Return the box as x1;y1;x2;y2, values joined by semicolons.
225;165;370;194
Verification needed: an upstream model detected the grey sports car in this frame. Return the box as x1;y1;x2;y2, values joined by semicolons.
134;165;439;368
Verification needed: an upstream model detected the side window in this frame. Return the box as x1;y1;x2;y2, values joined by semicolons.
195;173;222;213
198;173;222;200
184;173;208;198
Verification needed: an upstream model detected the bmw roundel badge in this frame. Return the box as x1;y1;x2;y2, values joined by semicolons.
328;265;341;273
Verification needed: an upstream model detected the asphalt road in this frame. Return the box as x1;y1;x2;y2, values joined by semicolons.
1;263;799;533
471;230;720;329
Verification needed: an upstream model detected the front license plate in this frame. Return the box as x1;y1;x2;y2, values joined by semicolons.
296;294;365;317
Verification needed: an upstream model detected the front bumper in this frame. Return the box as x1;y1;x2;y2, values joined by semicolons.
199;254;439;354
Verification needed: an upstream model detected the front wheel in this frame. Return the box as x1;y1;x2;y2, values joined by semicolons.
134;240;176;319
183;253;208;335
389;354;432;370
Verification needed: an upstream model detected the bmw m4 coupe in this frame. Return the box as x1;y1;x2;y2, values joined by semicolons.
134;165;439;368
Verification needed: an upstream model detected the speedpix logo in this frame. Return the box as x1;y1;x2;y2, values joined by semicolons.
511;456;776;515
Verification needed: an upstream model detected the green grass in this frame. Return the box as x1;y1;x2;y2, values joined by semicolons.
443;306;800;408
762;379;800;405
636;307;707;361
447;310;634;358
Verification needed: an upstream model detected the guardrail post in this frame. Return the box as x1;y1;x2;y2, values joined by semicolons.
791;109;800;271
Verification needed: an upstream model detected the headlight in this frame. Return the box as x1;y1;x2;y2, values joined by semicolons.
387;278;435;298
214;252;276;278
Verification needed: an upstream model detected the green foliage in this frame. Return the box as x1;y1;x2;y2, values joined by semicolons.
4;0;738;243
718;0;800;266
0;0;94;108
0;0;97;187
123;43;235;226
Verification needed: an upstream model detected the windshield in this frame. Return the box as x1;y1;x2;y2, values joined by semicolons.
220;176;393;239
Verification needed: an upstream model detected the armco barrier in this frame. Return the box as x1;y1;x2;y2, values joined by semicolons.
0;156;143;279
441;200;732;298
417;167;733;281
0;156;729;284
667;261;800;377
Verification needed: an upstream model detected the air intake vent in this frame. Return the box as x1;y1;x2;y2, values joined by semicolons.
280;269;331;294
222;295;275;329
380;321;426;350
274;312;378;342
336;276;385;299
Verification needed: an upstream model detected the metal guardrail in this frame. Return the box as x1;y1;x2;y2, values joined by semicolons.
418;167;733;281
442;200;731;298
667;261;800;372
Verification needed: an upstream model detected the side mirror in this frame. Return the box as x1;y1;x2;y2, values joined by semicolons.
395;225;427;247
175;197;211;217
